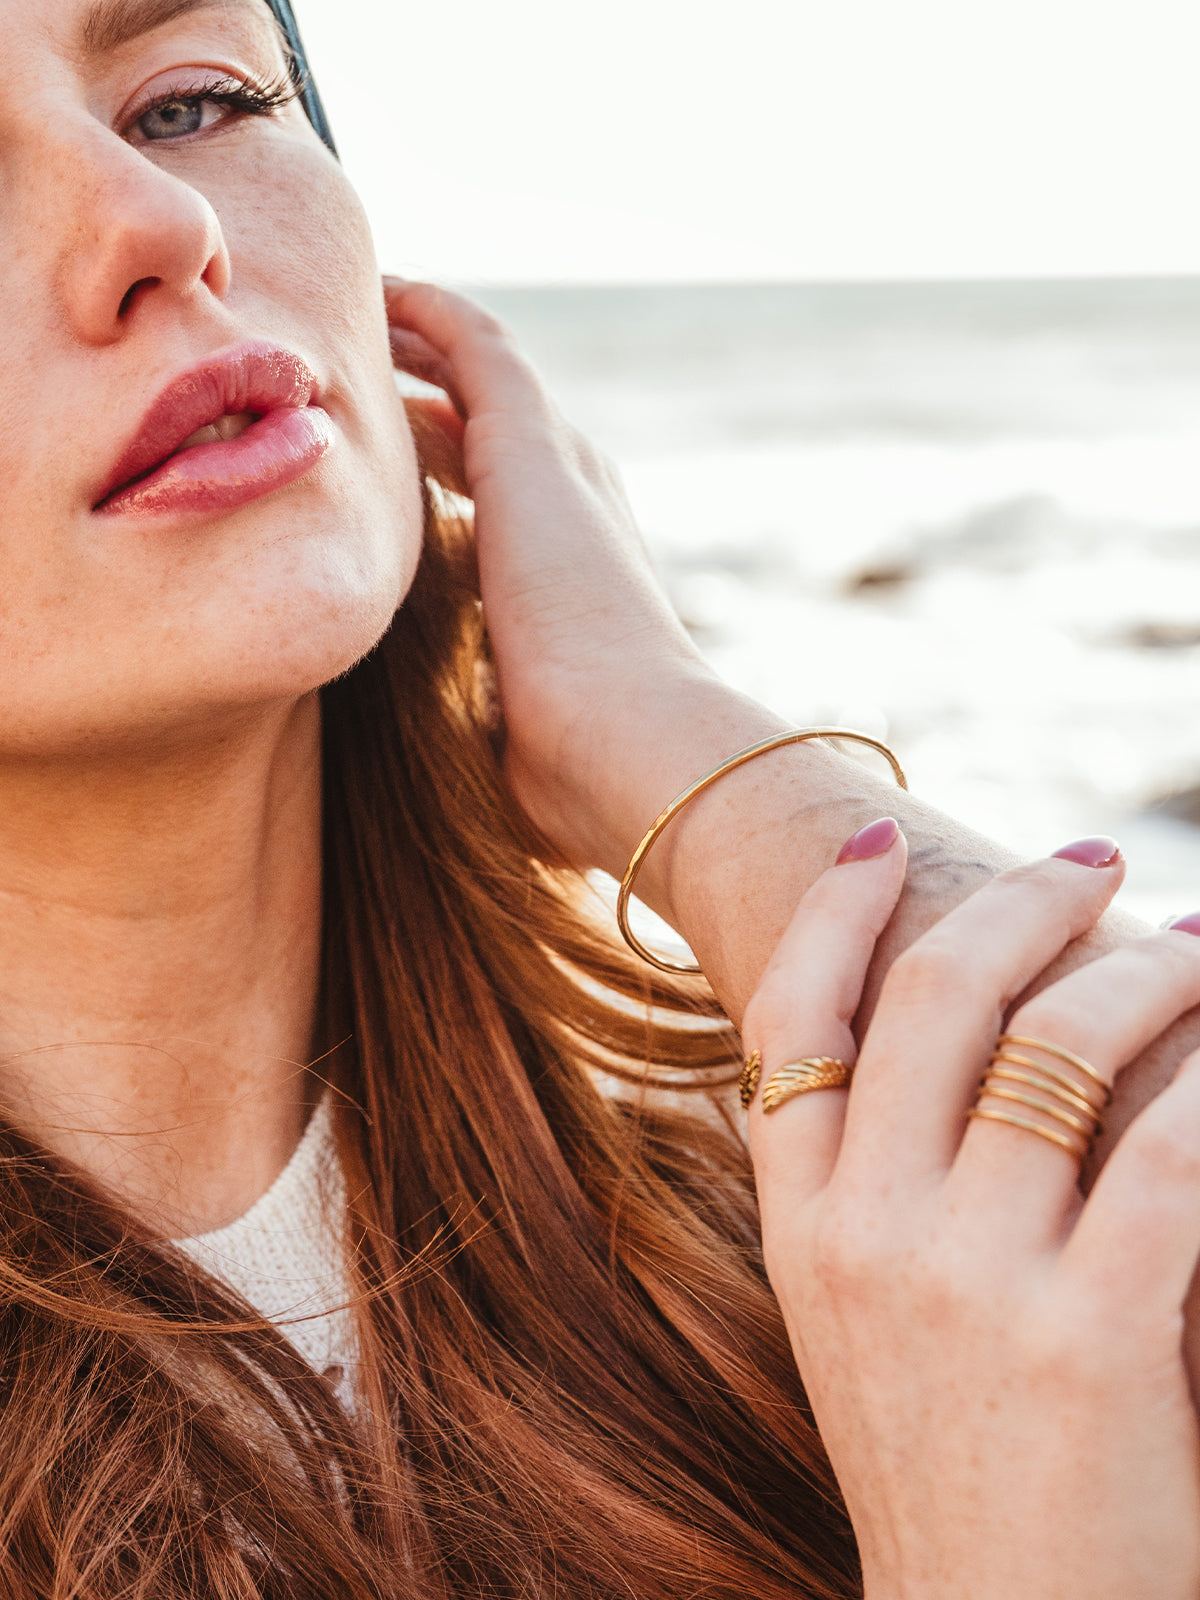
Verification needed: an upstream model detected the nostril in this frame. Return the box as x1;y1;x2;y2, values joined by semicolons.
118;277;161;319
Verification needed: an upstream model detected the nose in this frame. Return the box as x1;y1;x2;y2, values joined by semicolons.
51;127;232;346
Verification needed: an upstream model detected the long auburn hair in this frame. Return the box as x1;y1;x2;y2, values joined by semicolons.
0;419;860;1599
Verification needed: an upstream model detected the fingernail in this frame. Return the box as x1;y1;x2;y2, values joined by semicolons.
836;816;900;864
1051;835;1121;869
1168;912;1200;937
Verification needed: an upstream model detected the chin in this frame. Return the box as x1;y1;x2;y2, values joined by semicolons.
188;535;417;708
227;587;403;701
0;548;414;763
176;461;423;700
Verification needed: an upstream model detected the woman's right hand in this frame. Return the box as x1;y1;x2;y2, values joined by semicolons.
382;277;731;882
742;825;1200;1599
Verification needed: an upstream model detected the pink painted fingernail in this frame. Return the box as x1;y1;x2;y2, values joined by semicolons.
1051;836;1121;869
836;816;900;864
1168;912;1200;937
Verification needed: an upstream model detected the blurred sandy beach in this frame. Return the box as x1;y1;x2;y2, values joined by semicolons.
478;279;1200;926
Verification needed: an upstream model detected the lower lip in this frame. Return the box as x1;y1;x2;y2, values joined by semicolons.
96;406;334;521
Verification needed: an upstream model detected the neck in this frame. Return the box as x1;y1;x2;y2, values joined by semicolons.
0;697;324;1236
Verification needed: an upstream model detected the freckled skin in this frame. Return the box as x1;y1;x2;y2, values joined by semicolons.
0;0;423;757
0;0;424;1233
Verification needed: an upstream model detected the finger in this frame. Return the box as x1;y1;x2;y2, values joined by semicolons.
948;925;1200;1245
1063;1043;1200;1319
838;839;1125;1194
382;278;550;423
388;326;463;412
744;818;907;1216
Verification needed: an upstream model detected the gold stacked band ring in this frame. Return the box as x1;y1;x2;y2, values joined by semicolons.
762;1057;853;1115
968;1033;1109;1163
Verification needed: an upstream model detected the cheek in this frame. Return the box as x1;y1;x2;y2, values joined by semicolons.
225;141;386;366
226;144;423;557
0;137;428;750
213;144;428;631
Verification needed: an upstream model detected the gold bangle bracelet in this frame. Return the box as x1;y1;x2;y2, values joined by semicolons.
616;728;908;975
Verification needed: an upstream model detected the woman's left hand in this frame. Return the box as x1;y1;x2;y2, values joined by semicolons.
383;278;775;880
742;827;1200;1598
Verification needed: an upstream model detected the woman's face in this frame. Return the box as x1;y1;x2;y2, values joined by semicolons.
0;0;422;754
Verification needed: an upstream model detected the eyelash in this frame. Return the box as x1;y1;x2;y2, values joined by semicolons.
128;71;301;141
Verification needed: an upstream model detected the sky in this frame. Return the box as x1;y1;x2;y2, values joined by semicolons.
297;0;1200;285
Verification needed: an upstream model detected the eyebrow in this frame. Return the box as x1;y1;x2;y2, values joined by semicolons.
81;0;253;57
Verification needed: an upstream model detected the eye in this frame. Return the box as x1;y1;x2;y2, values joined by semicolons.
135;94;222;141
125;74;299;146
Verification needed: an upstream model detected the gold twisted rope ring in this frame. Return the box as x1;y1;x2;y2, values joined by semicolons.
761;1057;853;1115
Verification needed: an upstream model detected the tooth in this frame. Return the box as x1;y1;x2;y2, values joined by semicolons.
180;422;221;450
216;412;256;441
176;412;257;453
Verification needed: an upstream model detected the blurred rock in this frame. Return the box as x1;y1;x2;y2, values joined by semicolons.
1151;785;1200;826
846;561;915;593
1113;621;1200;650
844;494;1105;593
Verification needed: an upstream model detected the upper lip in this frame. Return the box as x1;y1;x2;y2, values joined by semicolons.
94;339;322;509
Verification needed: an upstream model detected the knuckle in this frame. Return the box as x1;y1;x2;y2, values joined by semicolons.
1150;928;1200;982
1020;1306;1108;1396
741;985;799;1064
993;858;1109;946
453;297;515;345
476;308;514;345
808;1204;888;1296
399;279;440;312
435;294;510;349
995;858;1074;898
573;431;615;482
1007;995;1086;1054
913;1244;970;1308
882;938;963;1009
903;1231;988;1323
1129;1122;1200;1189
1094;935;1188;998
561;421;598;468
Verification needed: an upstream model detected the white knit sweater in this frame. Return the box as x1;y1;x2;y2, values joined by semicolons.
175;1096;358;1409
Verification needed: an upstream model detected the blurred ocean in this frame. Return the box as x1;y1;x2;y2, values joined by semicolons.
477;280;1200;927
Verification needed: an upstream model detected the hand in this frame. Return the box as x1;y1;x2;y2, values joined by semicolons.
382;278;732;877
742;823;1200;1599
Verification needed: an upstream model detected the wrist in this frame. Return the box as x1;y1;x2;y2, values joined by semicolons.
536;668;792;890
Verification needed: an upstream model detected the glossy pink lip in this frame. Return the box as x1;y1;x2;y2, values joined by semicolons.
94;340;333;521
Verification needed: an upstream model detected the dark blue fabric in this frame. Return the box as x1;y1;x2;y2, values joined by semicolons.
262;0;338;157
